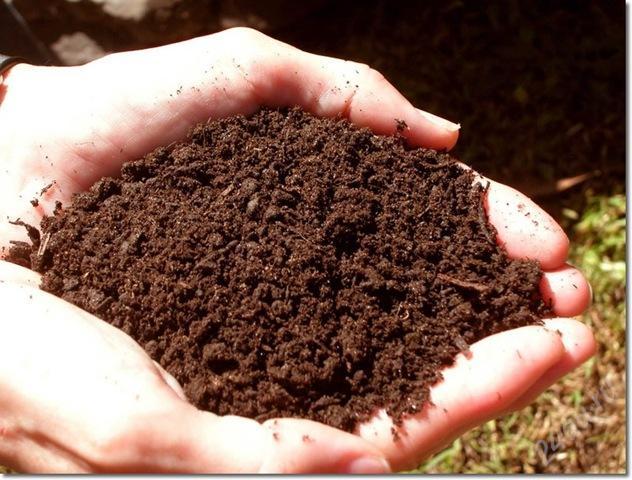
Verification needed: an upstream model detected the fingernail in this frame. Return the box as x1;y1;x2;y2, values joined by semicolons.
417;109;461;132
346;456;391;474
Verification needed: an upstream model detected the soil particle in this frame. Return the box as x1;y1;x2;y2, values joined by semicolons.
395;119;408;132
40;181;56;196
7;108;549;432
9;219;40;248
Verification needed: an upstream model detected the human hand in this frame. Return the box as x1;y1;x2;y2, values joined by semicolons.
0;28;594;473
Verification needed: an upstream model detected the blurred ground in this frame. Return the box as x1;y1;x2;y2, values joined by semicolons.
2;0;626;473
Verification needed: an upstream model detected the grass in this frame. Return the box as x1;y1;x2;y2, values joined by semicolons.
412;189;626;473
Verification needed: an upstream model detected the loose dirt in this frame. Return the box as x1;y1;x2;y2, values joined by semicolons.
8;108;549;432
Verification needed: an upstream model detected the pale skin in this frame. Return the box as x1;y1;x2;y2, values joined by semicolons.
0;28;595;473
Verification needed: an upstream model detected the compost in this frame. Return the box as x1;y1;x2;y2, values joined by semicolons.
8;108;549;432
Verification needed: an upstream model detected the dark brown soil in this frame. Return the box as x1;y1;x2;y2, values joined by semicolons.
8;108;549;432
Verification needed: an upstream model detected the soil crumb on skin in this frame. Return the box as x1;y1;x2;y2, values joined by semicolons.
7;108;550;432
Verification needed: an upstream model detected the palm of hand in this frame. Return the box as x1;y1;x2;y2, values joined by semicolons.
0;29;594;473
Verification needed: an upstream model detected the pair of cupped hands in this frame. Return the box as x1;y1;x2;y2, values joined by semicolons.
0;28;594;473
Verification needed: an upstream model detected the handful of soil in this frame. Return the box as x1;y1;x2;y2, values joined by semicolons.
8;108;549;432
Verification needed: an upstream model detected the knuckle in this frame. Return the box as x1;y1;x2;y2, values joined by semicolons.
222;26;267;43
364;65;388;85
220;27;275;64
348;60;372;73
345;61;388;86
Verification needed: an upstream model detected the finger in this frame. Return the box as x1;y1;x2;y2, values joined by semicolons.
64;28;457;184
479;175;569;269
500;318;596;414
279;51;460;149
540;264;592;317
207;29;459;148
0;259;41;286
125;408;390;474
356;324;565;471
259;418;391;474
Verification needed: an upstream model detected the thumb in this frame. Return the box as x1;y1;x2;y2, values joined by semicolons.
259;418;391;474
150;407;391;473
